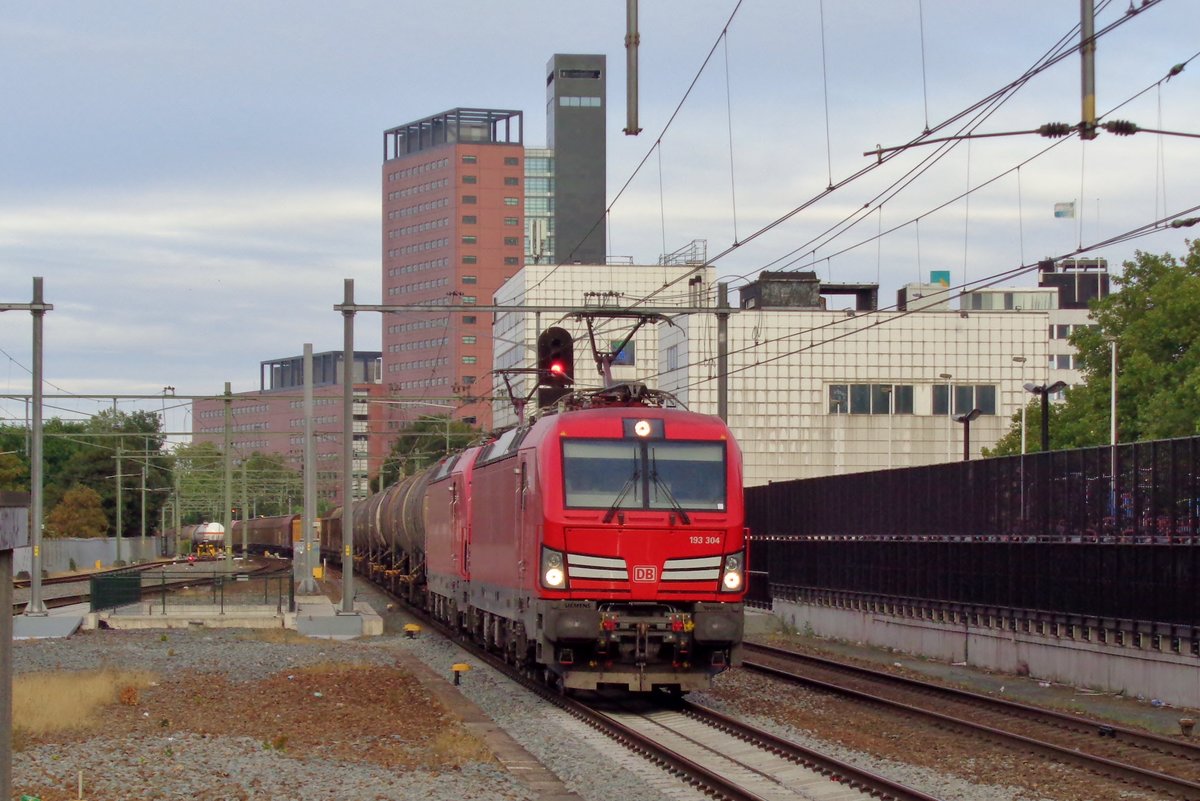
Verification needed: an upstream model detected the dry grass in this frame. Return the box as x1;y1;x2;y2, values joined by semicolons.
13;669;158;739
236;627;313;645
426;728;496;768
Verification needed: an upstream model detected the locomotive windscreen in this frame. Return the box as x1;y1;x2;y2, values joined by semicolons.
562;439;726;511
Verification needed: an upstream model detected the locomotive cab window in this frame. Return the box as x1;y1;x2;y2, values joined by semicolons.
562;439;726;511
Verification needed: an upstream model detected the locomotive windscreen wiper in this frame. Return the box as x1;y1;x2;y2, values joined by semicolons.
650;449;691;525
602;449;640;524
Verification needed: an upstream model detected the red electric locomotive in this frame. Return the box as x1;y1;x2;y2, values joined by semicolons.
386;382;747;694
240;383;748;694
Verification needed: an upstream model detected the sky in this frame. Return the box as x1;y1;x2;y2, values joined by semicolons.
2;0;1198;438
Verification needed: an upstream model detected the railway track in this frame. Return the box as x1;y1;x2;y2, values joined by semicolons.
591;697;944;801
11;558;281;615
365;573;944;801
743;641;1200;801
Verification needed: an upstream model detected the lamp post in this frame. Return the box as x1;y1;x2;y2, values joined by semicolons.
1107;337;1119;517
938;373;953;461
880;384;894;468
1011;356;1027;454
953;408;982;461
1023;381;1068;452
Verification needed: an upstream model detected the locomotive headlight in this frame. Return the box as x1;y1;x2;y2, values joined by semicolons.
720;551;744;592
541;546;568;589
633;419;652;437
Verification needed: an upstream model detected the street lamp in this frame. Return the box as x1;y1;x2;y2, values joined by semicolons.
879;384;893;469
1011;356;1027;454
1023;381;1068;452
938;373;953;461
953;408;982;461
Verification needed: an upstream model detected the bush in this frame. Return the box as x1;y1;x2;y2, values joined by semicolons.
112;560;127;568
15;570;30;581
69;558;78;572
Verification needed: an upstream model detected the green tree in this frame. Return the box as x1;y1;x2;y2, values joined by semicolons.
172;441;225;524
986;239;1200;455
376;415;478;490
44;485;108;538
0;450;26;491
169;444;303;522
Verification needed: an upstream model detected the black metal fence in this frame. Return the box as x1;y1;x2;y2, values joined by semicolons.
90;569;294;613
748;436;1200;543
746;436;1200;630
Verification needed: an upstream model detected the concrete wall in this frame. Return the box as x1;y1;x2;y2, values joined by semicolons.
12;537;163;576
773;600;1200;709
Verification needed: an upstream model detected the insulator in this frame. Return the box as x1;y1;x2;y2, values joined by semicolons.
1101;120;1139;136
1037;122;1074;138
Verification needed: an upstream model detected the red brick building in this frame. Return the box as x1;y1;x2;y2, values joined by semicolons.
191;351;386;505
381;108;525;431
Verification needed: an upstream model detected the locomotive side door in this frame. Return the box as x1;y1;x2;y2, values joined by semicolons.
451;475;469;580
516;458;529;584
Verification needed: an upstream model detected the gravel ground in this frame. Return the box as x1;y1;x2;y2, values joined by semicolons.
10;585;1171;801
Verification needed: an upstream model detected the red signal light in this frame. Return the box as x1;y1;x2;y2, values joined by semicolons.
549;361;565;377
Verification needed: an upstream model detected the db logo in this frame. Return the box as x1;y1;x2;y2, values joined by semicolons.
633;565;657;582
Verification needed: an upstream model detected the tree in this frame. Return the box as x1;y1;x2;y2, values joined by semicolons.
376;415;478;490
0;450;26;491
986;239;1200;455
44;485;108;538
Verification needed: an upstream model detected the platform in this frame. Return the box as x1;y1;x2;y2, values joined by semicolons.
11;594;382;640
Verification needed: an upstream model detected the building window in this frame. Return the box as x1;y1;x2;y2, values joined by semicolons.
504;176;519;186
462;355;477;364
932;384;997;416
462;215;476;224
1057;354;1073;370
504;156;519;166
504;217;519;226
462;235;477;245
504;236;519;246
462;155;477;164
463;375;476;384
462;195;477;204
462;336;477;345
462;275;477;284
829;384;914;414
462;175;477;184
503;197;519;206
609;340;635;366
462;255;477;265
462;315;477;324
829;385;848;414
461;296;476;305
503;256;519;265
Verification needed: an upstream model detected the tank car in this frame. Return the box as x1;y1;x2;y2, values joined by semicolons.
191;522;225;556
360;383;747;694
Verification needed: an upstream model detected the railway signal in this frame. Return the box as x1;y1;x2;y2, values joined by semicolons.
537;327;574;407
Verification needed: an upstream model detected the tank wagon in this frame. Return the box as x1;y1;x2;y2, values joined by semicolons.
254;384;748;694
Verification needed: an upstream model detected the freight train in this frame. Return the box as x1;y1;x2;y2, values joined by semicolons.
239;383;747;695
170;522;226;557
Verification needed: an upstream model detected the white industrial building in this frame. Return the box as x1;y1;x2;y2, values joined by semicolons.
492;258;1105;487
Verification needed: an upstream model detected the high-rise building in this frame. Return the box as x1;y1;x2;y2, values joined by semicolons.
381;108;525;430
382;55;608;431
544;54;606;265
